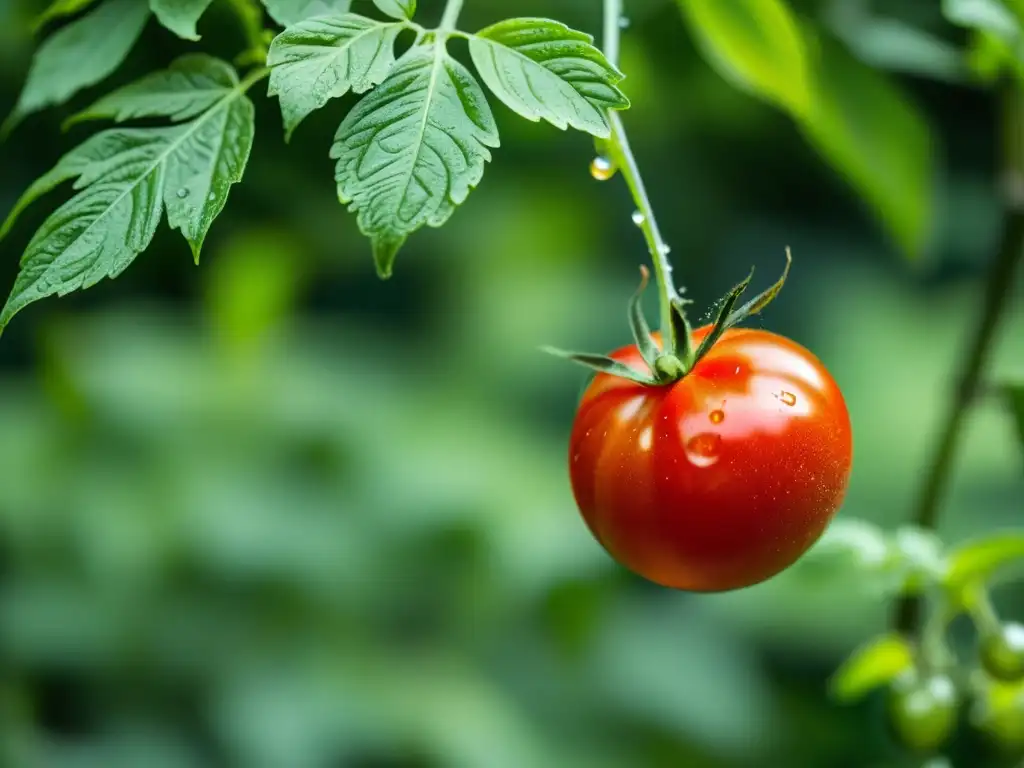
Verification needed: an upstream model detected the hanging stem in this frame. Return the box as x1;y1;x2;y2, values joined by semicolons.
894;82;1024;635
602;0;682;355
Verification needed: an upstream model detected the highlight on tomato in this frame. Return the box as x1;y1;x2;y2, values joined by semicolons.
546;252;853;592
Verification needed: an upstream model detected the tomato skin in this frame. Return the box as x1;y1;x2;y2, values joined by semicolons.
568;326;852;592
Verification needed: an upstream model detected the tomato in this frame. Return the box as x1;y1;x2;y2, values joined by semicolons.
568;326;852;592
886;671;959;753
981;623;1024;683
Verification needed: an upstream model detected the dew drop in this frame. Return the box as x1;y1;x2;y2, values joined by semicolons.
208;192;216;202
685;432;721;468
658;243;672;256
709;409;724;424
589;156;616;181
176;188;189;199
631;210;645;226
779;391;797;407
618;16;630;28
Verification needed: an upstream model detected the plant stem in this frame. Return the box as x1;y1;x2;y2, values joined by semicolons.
602;0;681;353
439;0;465;32
894;82;1024;635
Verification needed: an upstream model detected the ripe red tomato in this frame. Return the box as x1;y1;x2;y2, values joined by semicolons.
569;326;852;592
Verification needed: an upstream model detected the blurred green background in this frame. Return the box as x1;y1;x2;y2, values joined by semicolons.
1;0;1023;766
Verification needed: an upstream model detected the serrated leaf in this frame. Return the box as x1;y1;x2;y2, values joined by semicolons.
331;44;499;277
3;0;150;136
261;0;351;26
943;0;1020;40
829;634;915;702
800;33;935;260
677;0;812;118
268;14;405;140
467;18;629;139
149;0;216;41
372;0;414;20
69;54;238;127
32;0;100;33
0;64;257;330
945;533;1024;591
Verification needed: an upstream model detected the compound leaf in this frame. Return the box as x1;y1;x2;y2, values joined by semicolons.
3;0;150;136
0;60;257;331
268;14;405;140
149;0;216;40
331;43;498;277
467;17;629;138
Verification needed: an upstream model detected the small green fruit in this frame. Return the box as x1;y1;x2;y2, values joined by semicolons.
980;623;1024;683
887;670;959;753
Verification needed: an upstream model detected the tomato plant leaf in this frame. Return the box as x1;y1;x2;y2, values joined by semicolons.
372;0;414;20
800;33;935;260
467;18;629;138
149;0;216;41
261;0;351;27
331;43;499;277
2;0;150;137
829;634;915;702
541;347;656;385
268;14;405;141
693;270;753;363
68;54;238;127
0;61;257;332
676;0;812;118
945;533;1024;592
32;0;100;33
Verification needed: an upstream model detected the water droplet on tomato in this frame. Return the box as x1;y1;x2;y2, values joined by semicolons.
638;426;653;451
589;156;616;181
685;433;721;468
780;391;797;406
709;409;724;424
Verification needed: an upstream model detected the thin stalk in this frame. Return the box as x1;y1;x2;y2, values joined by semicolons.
894;82;1024;634
439;0;465;32
602;0;681;354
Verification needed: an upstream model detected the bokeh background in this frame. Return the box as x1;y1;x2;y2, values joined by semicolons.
1;0;1023;766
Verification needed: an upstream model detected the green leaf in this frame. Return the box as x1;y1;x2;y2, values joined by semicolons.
943;0;1020;39
68;54;238;127
149;0;216;40
829;634;915;702
0;62;257;331
3;0;150;136
467;17;629;138
372;0;414;20
725;248;791;326
32;0;100;33
800;33;935;260
676;0;812;118
268;14;405;141
261;0;351;26
331;44;499;277
693;269;753;363
945;533;1024;591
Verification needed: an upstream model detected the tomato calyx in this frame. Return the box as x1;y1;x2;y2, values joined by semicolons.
544;249;792;385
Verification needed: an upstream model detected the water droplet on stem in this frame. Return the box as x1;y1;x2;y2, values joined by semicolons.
589;156;616;181
631;210;645;226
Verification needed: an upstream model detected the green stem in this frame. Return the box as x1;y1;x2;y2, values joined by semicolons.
439;0;465;32
602;0;681;355
894;82;1024;635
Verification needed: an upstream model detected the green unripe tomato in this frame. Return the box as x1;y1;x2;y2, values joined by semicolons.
886;671;959;753
971;679;1024;753
980;623;1024;683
